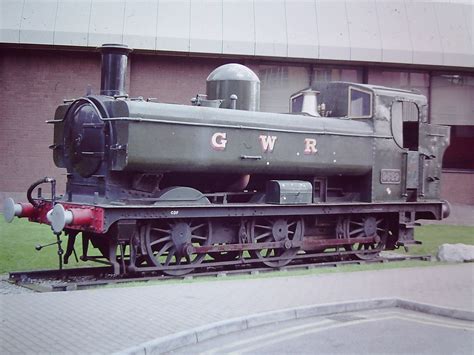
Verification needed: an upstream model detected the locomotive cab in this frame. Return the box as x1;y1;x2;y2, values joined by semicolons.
291;82;450;203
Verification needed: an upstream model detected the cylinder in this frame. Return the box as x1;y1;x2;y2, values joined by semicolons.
99;44;133;96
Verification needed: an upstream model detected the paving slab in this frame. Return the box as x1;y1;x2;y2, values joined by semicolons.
0;263;472;354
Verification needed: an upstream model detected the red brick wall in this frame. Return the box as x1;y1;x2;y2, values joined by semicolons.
129;54;231;104
0;49;100;198
441;172;474;205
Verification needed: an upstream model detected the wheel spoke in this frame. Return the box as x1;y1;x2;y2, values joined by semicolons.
349;227;364;236
150;236;171;246
255;231;271;240
255;224;272;230
191;234;207;241
156;241;173;257
164;248;175;266
151;227;171;234
190;223;205;232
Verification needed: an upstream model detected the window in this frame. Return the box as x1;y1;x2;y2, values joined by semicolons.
290;93;304;113
312;67;362;84
368;69;429;99
348;87;372;118
259;65;310;113
391;101;420;150
430;74;474;126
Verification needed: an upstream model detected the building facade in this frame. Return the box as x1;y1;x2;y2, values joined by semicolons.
1;0;473;205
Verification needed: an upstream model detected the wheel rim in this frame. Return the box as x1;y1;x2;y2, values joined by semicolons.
142;219;211;276
345;215;387;260
250;217;303;267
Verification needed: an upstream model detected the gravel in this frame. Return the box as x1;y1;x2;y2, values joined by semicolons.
0;274;35;295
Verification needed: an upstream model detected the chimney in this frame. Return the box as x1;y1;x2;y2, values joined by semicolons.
99;44;132;96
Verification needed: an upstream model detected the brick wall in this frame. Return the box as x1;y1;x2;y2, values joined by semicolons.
0;49;100;199
129;54;230;104
441;172;474;205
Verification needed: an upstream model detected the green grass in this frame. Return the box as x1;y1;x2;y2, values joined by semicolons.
0;215;98;273
401;225;474;255
1;215;473;275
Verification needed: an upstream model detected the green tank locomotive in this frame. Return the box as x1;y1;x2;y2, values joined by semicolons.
4;44;450;275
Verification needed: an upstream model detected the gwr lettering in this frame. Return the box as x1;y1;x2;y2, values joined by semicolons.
210;132;319;155
259;135;277;152
211;132;227;150
304;138;317;154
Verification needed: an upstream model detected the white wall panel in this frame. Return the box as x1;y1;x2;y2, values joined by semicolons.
435;2;473;67
156;0;190;52
1;0;472;68
88;0;125;46
376;0;412;64
286;0;318;59
123;0;158;50
20;0;58;44
405;1;443;65
0;0;24;43
316;0;350;60
54;0;91;46
346;0;381;62
254;0;287;57
222;0;254;55
190;0;222;54
463;4;473;50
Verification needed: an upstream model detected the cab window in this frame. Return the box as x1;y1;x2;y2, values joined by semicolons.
290;93;304;113
348;87;372;118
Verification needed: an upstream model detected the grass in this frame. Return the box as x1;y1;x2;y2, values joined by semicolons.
1;215;473;276
0;215;98;273
402;225;474;255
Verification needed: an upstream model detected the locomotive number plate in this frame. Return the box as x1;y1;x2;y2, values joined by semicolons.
380;169;401;184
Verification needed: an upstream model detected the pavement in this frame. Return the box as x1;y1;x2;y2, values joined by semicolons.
0;263;473;354
169;307;474;355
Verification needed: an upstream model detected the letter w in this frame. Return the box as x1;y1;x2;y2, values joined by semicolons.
259;135;277;152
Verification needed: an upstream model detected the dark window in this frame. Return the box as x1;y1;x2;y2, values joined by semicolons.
290;93;304;113
402;102;419;151
443;126;474;170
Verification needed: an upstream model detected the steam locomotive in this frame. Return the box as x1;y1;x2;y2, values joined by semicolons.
4;44;450;275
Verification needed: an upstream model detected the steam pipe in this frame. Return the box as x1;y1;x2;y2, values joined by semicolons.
99;44;133;97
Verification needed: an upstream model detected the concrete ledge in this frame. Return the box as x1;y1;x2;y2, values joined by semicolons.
115;298;473;355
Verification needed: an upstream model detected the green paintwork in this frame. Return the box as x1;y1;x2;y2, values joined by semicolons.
109;100;377;176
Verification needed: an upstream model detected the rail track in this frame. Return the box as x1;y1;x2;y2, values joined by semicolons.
8;252;431;293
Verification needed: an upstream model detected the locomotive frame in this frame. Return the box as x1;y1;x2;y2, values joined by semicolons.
4;44;451;276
